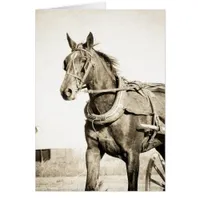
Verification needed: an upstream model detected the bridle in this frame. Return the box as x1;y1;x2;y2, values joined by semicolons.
65;47;94;91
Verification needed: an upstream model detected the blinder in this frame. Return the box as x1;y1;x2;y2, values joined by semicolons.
65;48;94;91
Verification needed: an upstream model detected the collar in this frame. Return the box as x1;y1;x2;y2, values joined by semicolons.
84;77;126;125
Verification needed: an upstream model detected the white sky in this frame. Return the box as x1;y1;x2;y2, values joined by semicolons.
35;10;165;149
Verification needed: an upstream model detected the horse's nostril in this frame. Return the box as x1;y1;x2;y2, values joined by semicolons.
65;88;72;97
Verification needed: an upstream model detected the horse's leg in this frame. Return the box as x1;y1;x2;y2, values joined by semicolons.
126;151;140;191
85;145;104;191
84;122;104;191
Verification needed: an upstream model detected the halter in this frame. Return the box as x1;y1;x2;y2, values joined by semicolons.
65;46;94;91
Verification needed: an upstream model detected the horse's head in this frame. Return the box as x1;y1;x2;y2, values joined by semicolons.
60;32;95;100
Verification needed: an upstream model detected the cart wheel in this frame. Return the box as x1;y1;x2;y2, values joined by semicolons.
145;153;165;191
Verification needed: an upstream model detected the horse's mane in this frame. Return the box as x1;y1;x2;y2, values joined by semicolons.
94;49;119;75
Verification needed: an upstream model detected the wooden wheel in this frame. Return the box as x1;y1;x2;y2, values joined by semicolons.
145;153;165;191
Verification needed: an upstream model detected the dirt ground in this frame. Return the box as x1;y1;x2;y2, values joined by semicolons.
36;175;162;191
36;148;164;191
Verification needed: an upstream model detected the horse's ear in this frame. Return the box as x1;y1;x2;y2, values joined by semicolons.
86;32;94;49
66;33;76;50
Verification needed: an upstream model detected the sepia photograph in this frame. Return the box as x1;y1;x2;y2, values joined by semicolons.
35;9;165;191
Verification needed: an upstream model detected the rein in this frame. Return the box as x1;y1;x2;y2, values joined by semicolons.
82;80;148;98
84;86;143;94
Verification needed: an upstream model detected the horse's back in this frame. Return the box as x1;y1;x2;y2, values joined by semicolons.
124;83;165;121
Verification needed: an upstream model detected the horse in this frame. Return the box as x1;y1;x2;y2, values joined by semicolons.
60;32;165;191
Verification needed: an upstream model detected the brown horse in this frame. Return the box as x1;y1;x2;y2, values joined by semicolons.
60;32;165;191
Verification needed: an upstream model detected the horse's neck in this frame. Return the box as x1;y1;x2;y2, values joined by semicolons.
87;61;117;114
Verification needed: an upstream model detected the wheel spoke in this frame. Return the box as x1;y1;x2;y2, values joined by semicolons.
158;154;165;172
153;163;165;181
150;178;165;188
145;153;165;191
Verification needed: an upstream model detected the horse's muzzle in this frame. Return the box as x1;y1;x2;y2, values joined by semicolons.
61;88;76;100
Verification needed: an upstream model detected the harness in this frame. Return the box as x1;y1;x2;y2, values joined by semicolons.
65;46;165;150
